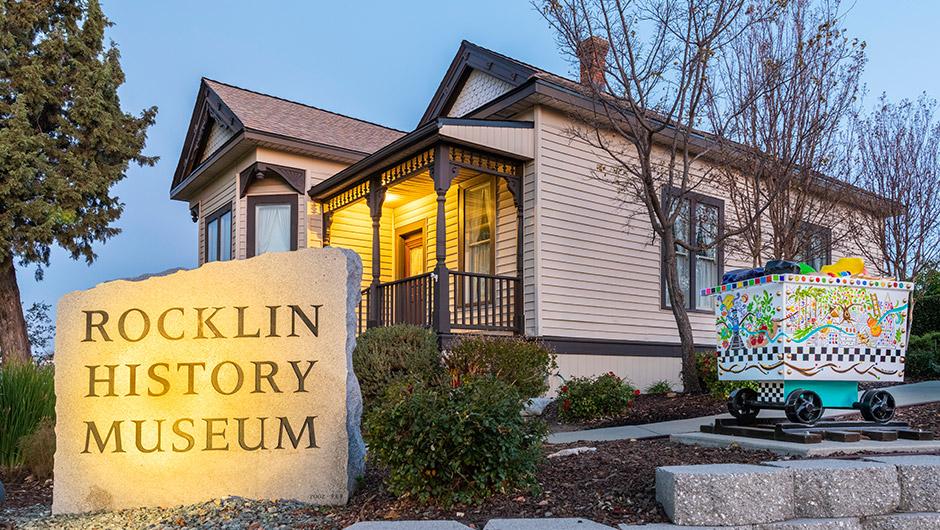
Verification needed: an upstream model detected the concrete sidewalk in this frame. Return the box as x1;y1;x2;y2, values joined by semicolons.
547;380;940;444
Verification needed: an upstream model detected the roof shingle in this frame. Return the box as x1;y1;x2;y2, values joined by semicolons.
204;78;405;154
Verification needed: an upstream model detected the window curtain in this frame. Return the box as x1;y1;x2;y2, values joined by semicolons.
219;211;232;261
695;203;719;308
667;201;691;306
465;185;493;274
206;218;219;262
255;204;291;255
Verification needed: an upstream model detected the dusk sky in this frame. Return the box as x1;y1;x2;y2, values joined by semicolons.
16;0;940;317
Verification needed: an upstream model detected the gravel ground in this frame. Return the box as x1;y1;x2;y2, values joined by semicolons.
3;496;332;529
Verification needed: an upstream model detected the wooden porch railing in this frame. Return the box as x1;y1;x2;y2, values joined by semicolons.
357;269;520;335
449;271;520;332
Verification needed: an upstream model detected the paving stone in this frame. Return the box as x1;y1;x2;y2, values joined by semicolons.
347;522;473;530
485;518;616;530
756;518;862;529
864;455;940;512
860;512;940;530
617;523;754;530
763;459;898;518
655;463;793;526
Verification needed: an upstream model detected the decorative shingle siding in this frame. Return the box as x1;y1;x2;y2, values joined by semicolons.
199;121;235;163
447;70;514;118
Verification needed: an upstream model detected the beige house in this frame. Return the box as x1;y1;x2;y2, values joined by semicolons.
171;41;882;390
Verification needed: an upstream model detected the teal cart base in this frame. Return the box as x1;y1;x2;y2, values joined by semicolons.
727;380;897;425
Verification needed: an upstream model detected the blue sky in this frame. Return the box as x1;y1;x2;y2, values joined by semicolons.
15;0;940;316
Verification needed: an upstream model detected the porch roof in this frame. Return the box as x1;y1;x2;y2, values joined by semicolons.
307;117;533;201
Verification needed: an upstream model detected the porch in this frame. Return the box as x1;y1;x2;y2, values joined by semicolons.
308;118;533;337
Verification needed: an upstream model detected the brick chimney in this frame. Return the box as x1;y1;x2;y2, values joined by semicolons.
577;35;609;87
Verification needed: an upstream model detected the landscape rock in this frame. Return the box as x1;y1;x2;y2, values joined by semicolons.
864;455;940;512
52;248;364;514
485;518;617;530
756;518;862;529
655;463;793;526
548;447;597;458
523;397;553;416
860;511;940;530
763;459;898;518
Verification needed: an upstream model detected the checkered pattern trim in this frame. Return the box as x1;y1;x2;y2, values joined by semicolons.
720;346;903;364
720;346;782;363
758;381;786;404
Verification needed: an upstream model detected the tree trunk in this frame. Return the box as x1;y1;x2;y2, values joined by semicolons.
662;232;704;393
0;255;31;364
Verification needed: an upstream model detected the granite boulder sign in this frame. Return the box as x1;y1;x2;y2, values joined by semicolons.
52;248;364;514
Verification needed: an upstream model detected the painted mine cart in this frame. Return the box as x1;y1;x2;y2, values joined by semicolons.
702;273;914;424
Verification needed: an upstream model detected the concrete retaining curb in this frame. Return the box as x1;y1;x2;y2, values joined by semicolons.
484;519;617;530
655;463;794;526
762;459;899;518
864;455;940;512
860;511;940;529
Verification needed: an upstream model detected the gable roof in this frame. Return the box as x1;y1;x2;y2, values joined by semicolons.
171;79;405;199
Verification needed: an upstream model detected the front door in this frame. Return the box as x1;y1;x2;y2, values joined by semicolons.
396;227;426;325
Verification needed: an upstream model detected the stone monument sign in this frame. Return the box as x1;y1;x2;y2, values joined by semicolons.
52;248;364;514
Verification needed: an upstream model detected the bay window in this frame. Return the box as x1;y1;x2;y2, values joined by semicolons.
247;194;298;257
205;204;232;263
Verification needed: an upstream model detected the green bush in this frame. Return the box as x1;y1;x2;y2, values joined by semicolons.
18;417;54;479
444;335;557;399
353;325;442;406
0;362;55;467
557;372;636;422
365;377;544;505
906;332;940;380
695;351;758;398
645;380;672;394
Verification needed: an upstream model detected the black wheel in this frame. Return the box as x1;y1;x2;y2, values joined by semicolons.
727;387;760;424
784;388;825;424
860;389;896;423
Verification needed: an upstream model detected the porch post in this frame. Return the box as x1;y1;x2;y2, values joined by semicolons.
431;144;457;335
321;210;333;247
366;177;385;328
505;168;525;335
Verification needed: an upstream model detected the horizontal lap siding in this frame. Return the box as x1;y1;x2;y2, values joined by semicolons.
537;108;716;344
523;160;538;336
495;179;517;276
329;202;393;291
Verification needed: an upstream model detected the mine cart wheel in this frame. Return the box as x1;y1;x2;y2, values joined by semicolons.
727;388;760;424
860;389;896;423
784;388;825;424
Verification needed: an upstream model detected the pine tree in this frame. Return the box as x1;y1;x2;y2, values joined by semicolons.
0;0;156;363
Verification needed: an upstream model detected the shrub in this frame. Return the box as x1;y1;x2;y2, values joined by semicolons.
557;372;636;422
906;332;940;380
0;362;55;467
365;377;544;505
353;325;442;406
444;336;557;399
645;380;672;394
695;351;758;398
18;418;54;479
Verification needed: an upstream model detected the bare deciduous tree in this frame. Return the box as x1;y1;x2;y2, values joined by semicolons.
718;0;865;267
853;94;940;287
538;0;782;392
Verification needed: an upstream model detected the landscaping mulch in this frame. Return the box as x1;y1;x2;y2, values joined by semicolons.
4;401;938;529
314;438;777;528
545;392;726;432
